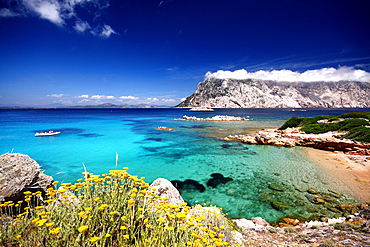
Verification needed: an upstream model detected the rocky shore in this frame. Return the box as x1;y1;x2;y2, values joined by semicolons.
224;128;370;155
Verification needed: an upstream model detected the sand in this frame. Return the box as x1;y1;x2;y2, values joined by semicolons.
305;148;370;203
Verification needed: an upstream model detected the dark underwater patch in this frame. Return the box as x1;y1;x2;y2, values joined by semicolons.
145;137;163;142
141;146;159;153
206;173;233;188
171;179;206;193
78;133;103;138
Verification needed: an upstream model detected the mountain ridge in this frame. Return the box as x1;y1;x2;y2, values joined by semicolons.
177;78;370;108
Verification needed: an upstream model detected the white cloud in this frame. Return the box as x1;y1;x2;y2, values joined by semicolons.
91;95;115;100
22;0;64;26
47;93;64;97
0;8;21;17
2;0;115;38
119;96;138;100
92;24;117;38
74;20;91;32
77;94;89;98
205;67;370;82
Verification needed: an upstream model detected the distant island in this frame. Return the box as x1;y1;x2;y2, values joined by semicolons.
0;103;169;109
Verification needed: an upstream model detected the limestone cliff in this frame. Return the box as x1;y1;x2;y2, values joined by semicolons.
177;78;370;108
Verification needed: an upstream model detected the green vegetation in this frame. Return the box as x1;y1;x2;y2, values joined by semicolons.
0;169;237;247
279;111;370;143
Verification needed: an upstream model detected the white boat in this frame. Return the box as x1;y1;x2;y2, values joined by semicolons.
188;107;214;111
35;131;61;137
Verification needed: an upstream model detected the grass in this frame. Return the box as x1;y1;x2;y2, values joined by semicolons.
0;168;238;247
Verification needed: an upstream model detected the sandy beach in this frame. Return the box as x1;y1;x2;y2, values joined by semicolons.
305;148;370;203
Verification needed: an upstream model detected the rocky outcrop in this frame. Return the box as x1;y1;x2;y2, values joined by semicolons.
174;115;251;121
177;78;370;108
0;153;53;203
147;178;185;206
224;128;370;154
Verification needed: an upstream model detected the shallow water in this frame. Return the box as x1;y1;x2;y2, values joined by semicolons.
1;108;368;222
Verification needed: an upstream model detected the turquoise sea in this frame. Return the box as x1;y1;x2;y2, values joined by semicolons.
1;108;369;222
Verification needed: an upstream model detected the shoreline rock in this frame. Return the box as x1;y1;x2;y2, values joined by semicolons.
224;128;370;155
174;115;252;121
0;153;53;203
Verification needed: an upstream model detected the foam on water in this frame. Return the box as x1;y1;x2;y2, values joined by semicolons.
1;108;368;222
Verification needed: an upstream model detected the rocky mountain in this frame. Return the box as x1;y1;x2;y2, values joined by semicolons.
177;78;370;108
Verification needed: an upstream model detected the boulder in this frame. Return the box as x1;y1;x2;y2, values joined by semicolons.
147;178;185;206
0;153;53;203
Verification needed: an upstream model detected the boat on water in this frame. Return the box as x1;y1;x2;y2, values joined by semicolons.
35;130;61;137
188;106;214;111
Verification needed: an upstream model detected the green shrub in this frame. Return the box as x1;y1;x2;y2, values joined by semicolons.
343;126;370;142
300;123;340;134
338;111;370;120
338;119;369;130
279;117;304;130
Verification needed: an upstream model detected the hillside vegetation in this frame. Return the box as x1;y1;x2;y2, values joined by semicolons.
279;111;370;143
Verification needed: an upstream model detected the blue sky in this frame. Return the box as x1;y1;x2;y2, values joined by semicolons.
1;0;370;107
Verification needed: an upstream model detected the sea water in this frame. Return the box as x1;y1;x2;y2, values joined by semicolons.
1;108;368;222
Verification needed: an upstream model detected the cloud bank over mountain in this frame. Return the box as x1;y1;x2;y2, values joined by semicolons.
205;67;370;82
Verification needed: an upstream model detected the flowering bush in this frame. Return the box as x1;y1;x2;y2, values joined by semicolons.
0;168;238;247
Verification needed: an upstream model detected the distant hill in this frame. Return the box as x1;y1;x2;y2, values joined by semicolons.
177;78;370;108
0;103;168;109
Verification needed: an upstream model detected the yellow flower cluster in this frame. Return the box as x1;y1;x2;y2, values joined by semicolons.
0;168;235;247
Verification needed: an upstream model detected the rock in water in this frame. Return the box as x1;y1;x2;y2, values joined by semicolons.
0;153;53;203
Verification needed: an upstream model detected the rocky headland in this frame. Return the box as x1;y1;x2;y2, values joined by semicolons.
224;128;370;155
177;78;370;108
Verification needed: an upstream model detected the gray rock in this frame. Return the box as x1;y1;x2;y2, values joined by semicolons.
147;178;185;206
251;217;270;226
0;153;53;202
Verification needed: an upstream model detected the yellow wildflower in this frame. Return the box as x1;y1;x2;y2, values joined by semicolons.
94;197;100;202
78;225;89;233
16;235;21;239
98;204;109;210
49;227;61;235
46;222;55;227
78;211;86;217
36;219;47;227
89;236;100;243
85;207;93;211
105;233;111;238
157;217;165;224
120;226;127;230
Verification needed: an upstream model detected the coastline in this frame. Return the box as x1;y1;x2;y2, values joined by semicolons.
304;148;370;203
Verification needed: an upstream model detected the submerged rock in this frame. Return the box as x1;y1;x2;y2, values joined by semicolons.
271;200;290;211
206;173;233;188
268;184;284;192
171;179;206;193
0;153;53;203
